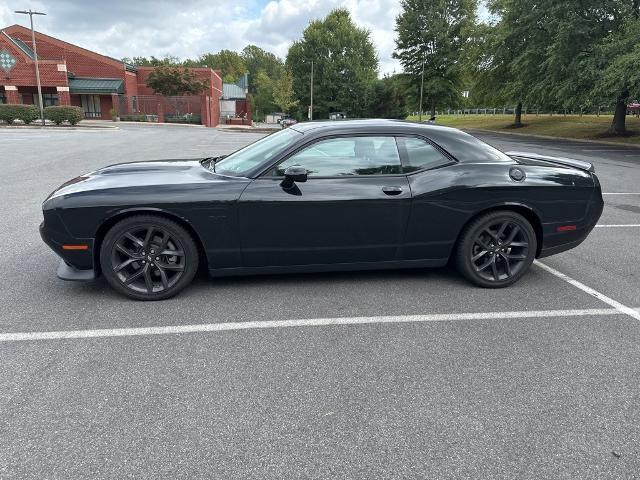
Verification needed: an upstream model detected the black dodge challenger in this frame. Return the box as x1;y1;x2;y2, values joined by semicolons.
40;120;603;300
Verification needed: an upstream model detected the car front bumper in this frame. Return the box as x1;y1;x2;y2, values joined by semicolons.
40;219;97;281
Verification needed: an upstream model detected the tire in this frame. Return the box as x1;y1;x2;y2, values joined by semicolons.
100;215;199;300
455;211;537;288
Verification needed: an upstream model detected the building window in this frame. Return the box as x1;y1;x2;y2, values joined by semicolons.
0;92;5;104
80;95;102;118
33;93;59;107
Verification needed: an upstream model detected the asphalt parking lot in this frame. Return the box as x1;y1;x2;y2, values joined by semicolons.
1;123;639;479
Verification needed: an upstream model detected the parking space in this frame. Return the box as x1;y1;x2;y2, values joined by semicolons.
1;124;639;478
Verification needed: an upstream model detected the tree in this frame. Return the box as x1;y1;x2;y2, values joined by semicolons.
241;45;284;95
369;74;410;119
394;0;477;118
194;50;246;83
146;65;209;96
272;69;299;113
122;55;181;66
587;3;640;135
474;0;626;128
252;70;277;120
286;8;379;119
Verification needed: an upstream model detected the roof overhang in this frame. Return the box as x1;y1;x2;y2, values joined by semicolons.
68;77;124;94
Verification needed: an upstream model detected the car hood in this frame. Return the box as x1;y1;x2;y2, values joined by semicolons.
45;158;244;202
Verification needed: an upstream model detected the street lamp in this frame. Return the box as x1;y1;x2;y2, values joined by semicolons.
309;60;314;121
418;56;425;122
15;9;46;126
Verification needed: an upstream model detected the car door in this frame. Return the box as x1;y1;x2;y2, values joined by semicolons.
237;135;412;267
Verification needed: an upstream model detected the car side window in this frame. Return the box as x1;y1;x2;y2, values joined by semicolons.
273;136;402;177
400;137;452;173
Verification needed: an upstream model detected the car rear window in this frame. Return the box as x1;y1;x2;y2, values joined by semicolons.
399;137;452;172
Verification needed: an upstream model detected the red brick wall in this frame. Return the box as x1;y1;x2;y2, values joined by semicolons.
136;67;222;98
5;25;127;82
124;71;138;96
0;34;68;87
136;67;222;126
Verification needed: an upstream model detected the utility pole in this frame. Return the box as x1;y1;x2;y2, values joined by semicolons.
309;60;314;121
15;9;46;126
418;56;425;122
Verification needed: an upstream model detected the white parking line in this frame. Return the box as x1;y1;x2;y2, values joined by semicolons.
535;261;640;321
602;193;640;195
595;224;640;228
0;308;624;342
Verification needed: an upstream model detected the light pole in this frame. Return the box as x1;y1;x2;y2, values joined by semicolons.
309;60;314;121
15;9;46;126
418;56;425;122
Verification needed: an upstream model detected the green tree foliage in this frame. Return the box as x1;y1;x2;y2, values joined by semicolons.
121;55;182;66
474;0;632;130
252;70;277;119
587;4;640;134
394;0;477;118
286;8;378;119
241;45;284;94
272;69;299;113
146;65;210;96
194;50;247;83
369;74;410;119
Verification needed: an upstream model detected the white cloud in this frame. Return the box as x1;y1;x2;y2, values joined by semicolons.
1;0;402;75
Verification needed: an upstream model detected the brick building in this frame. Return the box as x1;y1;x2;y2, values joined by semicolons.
0;25;223;126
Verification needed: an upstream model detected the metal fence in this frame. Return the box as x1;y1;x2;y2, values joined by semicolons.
115;95;203;124
419;106;624;116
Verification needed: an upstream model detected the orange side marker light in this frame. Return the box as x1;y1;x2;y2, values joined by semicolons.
62;245;90;250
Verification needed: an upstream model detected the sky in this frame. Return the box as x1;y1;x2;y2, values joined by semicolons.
0;1;489;76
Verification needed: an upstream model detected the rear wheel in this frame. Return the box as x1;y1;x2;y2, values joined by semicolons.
100;215;198;300
455;211;537;288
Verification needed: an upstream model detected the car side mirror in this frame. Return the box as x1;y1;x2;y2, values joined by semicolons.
284;166;307;183
281;165;307;190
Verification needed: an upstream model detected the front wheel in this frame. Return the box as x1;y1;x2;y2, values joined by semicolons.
455;211;537;288
100;215;199;300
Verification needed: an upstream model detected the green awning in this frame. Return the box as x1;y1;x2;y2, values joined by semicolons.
68;78;124;94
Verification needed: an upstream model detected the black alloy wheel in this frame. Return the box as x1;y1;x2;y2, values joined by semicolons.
456;211;537;288
100;215;198;300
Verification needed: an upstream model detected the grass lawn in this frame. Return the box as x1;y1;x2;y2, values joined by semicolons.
405;114;640;145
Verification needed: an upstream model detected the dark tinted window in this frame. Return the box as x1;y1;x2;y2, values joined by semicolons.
274;136;402;176
427;129;512;162
400;137;451;172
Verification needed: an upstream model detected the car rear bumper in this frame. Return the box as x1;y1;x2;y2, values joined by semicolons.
40;219;97;281
538;176;604;258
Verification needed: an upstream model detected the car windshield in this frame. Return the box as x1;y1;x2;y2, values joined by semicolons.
214;128;303;176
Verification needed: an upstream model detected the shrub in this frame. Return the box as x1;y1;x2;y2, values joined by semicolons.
120;114;149;122
166;114;201;124
44;105;84;125
0;104;40;125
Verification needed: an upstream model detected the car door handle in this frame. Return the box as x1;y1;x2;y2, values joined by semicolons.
382;186;403;196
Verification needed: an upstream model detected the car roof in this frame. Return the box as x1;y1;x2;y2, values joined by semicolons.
290;118;459;135
285;118;515;166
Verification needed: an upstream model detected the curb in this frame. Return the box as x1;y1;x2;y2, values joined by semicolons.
216;127;279;133
0;124;118;131
110;121;205;128
463;128;640;149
